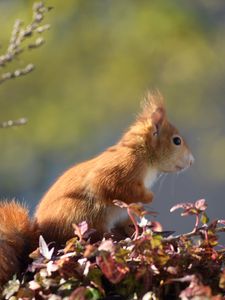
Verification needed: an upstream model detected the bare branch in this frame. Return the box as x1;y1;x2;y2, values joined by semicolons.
0;2;52;77
0;64;34;85
0;118;28;129
0;2;52;129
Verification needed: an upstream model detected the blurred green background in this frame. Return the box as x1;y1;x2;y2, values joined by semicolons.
0;0;225;233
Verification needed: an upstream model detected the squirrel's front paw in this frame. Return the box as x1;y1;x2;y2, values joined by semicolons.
142;191;154;203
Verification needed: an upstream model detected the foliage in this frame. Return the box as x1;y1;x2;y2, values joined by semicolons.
2;199;225;300
1;1;225;202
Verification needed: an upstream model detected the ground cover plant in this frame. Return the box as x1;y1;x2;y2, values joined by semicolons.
2;199;225;300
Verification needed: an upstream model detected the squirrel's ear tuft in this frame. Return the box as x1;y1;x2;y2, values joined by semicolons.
139;90;166;127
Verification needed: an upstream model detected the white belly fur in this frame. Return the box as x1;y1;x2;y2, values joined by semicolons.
106;168;158;231
144;168;158;189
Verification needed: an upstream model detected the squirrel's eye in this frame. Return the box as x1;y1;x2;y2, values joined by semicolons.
172;136;182;146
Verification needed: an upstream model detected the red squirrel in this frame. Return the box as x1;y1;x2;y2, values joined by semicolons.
0;92;194;286
35;92;194;244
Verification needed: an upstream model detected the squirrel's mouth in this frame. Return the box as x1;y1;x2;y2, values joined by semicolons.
160;165;186;173
175;154;194;172
175;163;192;173
175;165;186;171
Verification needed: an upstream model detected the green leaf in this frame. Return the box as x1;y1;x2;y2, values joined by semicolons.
2;276;20;299
86;287;101;300
201;213;209;224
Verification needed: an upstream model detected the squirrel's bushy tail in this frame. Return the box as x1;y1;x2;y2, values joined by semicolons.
0;201;38;287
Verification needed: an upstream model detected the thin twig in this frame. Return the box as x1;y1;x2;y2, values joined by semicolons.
0;2;52;81
0;64;34;85
127;208;139;240
0;2;52;129
163;226;225;243
0;118;28;129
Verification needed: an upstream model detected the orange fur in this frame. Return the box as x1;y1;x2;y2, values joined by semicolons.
35;92;194;245
0;201;38;287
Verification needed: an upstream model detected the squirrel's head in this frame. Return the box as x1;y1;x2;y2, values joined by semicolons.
135;91;194;173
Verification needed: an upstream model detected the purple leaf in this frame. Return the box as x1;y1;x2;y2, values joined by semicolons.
170;203;193;213
39;235;54;260
97;253;129;284
73;221;89;240
218;220;225;226
195;199;207;211
79;221;88;236
98;239;115;253
69;287;87;300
